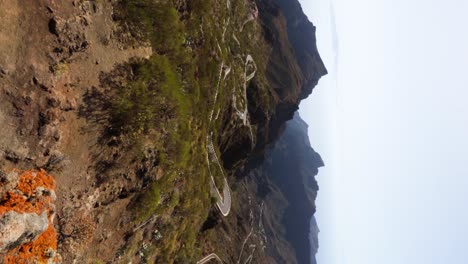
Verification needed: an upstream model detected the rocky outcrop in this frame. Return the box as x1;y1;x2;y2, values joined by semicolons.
272;0;328;99
212;113;323;264
0;170;60;264
221;0;327;171
250;113;323;264
309;217;320;264
202;0;326;262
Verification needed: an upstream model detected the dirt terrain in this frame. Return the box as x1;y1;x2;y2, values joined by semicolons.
0;0;154;262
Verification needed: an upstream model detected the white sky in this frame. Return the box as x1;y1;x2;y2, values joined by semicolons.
298;0;468;263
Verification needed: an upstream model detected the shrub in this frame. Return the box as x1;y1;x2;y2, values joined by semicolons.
134;181;161;222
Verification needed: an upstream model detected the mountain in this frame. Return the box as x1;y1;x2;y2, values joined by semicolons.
220;0;327;170
268;113;323;264
241;113;323;264
0;0;326;262
200;113;323;264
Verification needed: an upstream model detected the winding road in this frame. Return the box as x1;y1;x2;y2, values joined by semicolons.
199;44;258;264
205;60;233;217
210;177;231;216
207;133;232;216
197;253;223;264
197;0;260;262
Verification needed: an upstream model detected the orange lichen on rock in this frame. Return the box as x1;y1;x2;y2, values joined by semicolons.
0;169;60;264
4;225;58;264
16;169;56;197
0;169;56;216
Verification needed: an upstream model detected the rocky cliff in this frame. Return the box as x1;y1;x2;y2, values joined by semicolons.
263;113;323;264
199;0;327;261
221;0;327;170
209;113;323;264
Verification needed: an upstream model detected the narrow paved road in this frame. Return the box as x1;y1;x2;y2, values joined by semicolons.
210;177;231;216
207;134;232;216
197;253;223;264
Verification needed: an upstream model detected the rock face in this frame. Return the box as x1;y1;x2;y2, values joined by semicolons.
309;217;320;264
0;170;60;264
271;0;327;99
211;113;323;264
213;0;326;259
250;113;323;264
202;0;326;260
220;0;327;171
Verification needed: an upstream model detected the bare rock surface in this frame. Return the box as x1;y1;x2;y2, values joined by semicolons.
0;211;49;252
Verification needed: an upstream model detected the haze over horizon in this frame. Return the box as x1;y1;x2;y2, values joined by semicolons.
299;0;468;263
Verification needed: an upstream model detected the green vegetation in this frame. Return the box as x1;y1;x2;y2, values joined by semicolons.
110;56;177;137
51;62;70;76
107;0;275;262
115;0;184;54
134;181;161;222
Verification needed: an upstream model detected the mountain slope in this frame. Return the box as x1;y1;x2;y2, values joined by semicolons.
248;113;323;264
0;0;326;262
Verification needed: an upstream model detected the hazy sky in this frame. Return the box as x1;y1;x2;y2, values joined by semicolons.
298;0;468;263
